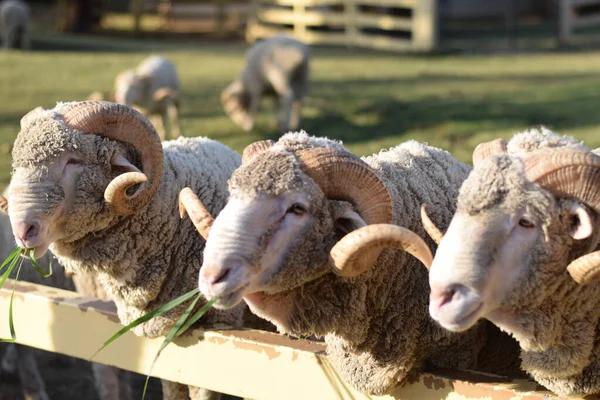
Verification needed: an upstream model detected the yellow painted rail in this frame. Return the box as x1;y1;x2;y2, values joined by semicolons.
0;280;572;399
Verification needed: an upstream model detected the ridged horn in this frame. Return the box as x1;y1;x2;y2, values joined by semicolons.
178;187;214;240
522;147;600;285
242;140;275;164
0;194;7;214
20;106;45;130
567;251;600;285
295;147;395;275
523;148;600;214
59;101;164;216
420;204;443;245
472;139;507;168
330;224;433;277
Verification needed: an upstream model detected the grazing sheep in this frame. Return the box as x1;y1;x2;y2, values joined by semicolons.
113;55;182;141
0;0;30;50
221;36;310;133
180;132;521;395
2;101;246;400
426;127;600;396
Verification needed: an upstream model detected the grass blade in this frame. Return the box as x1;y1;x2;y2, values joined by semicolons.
0;257;24;342
175;297;217;338
28;248;52;277
0;251;21;291
0;248;21;275
142;292;203;400
89;287;200;361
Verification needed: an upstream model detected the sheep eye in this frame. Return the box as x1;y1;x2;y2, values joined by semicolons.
67;158;82;165
518;218;534;228
287;203;307;215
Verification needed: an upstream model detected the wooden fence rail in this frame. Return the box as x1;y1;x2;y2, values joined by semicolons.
246;0;437;52
559;0;600;44
0;280;571;399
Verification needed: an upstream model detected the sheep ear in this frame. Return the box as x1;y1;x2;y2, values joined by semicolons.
569;203;594;240
335;209;367;236
110;153;142;176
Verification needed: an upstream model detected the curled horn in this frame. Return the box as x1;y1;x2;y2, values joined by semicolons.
330;224;433;277
178;187;214;240
242;140;275;164
472;139;508;168
20;106;45;130
295;147;425;276
523;147;600;284
59;101;164;216
0;194;7;214
420;204;443;245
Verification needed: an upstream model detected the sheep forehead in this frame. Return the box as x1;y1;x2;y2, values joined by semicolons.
457;155;533;215
12;113;80;168
229;150;309;198
506;127;587;157
277;130;346;153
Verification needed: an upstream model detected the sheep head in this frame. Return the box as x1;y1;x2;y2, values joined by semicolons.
114;70;151;108
220;80;253;131
5;101;163;258
183;136;432;321
427;142;600;334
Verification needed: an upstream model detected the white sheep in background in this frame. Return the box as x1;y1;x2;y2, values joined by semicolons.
1;101;246;400
426;128;600;396
113;55;182;141
179;132;522;396
0;210;133;400
221;36;310;133
0;0;30;50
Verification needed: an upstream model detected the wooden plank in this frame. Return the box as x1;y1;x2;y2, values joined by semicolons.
351;32;413;51
259;0;415;8
570;0;600;7
354;14;412;31
0;280;569;400
411;0;437;51
257;9;346;26
572;12;600;27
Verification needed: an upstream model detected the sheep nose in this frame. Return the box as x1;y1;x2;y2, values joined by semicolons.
430;283;462;307
202;266;231;286
13;220;40;248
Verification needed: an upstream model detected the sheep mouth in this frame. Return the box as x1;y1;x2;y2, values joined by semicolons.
430;294;484;332
211;283;250;309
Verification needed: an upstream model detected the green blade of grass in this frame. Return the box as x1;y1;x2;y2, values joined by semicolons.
142;291;203;400
0;248;21;275
0;257;24;342
0;250;21;291
175;297;217;338
28;248;52;277
89;287;200;361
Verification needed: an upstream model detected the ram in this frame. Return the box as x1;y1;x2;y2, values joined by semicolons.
0;0;30;50
179;132;521;396
112;55;182;141
426;128;600;397
1;101;245;400
0;210;133;400
221;36;310;133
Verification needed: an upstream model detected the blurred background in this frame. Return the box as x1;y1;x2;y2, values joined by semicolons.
2;1;600;397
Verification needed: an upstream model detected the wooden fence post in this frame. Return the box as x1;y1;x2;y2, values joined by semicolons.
412;0;438;52
558;0;572;45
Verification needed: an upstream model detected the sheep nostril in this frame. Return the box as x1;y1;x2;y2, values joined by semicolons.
431;284;464;307
204;267;231;286
25;222;39;241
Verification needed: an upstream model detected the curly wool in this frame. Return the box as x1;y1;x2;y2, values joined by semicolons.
237;132;521;395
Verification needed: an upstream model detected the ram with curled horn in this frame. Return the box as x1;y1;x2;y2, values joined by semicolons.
4;100;247;400
428;128;600;397
181;132;522;396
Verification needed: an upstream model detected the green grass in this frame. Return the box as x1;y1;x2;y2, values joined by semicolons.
3;35;600;189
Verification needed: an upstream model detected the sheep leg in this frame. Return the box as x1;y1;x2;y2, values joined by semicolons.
188;385;223;400
19;31;30;50
242;95;259;132
92;362;133;400
150;114;167;141
161;379;189;400
264;62;294;132
166;100;182;139
289;98;303;131
14;345;50;400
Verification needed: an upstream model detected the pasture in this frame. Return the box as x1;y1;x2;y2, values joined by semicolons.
3;36;600;191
